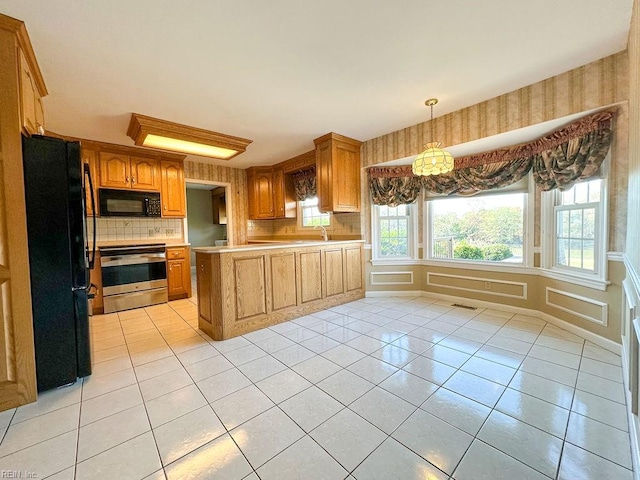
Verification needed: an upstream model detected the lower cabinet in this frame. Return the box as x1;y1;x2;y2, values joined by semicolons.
166;247;191;300
197;242;364;340
89;251;103;315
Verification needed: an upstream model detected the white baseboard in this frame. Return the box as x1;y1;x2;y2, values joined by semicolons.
368;289;621;354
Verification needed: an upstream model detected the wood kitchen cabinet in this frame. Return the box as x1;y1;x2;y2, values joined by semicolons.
99;152;160;191
196;241;364;340
89;250;103;314
166;246;191;300
314;132;362;213
246;166;296;220
160;160;186;217
0;14;47;409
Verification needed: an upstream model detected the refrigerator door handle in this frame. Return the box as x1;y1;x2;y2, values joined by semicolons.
84;163;97;270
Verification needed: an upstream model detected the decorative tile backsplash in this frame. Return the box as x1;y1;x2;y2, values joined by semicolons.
89;217;183;242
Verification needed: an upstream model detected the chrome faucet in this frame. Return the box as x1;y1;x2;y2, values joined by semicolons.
314;225;328;241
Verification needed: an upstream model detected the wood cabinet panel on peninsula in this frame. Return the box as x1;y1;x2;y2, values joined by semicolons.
195;241;364;340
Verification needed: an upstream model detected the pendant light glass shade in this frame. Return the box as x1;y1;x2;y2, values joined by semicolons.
412;142;454;175
412;98;454;176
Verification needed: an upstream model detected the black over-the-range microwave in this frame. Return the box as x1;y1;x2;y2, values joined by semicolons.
99;188;162;217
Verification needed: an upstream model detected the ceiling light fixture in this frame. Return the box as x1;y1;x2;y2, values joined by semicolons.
412;98;454;176
127;113;252;160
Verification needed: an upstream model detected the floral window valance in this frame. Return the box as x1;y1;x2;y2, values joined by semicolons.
292;167;317;201
367;109;615;205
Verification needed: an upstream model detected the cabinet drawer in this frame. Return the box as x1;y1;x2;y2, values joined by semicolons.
166;247;186;259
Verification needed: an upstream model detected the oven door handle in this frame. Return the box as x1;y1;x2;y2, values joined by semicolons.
101;254;167;267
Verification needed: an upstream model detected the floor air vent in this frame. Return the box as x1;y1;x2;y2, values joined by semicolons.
451;303;477;310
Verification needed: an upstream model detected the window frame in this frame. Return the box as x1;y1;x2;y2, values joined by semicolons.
423;178;533;270
371;203;418;263
540;158;609;288
297;196;332;230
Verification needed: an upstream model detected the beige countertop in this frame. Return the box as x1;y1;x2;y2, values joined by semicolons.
193;239;364;254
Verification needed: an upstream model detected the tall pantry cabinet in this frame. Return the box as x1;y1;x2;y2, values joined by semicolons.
0;13;47;410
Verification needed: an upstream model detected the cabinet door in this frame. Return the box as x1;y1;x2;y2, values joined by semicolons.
160;161;186;217
99;152;131;189
168;259;187;297
344;246;363;292
90;251;103;314
82;148;98;216
272;168;285;218
315;142;332;213
333;142;360;212
18;49;38;135
323;248;344;297
253;170;274;219
298;250;322;303
130;157;160;191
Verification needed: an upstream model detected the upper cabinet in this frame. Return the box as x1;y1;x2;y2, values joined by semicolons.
18;49;45;136
160;160;186;217
99;152;160;191
246;166;296;220
314;133;362;213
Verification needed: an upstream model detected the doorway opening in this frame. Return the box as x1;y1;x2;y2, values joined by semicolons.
184;179;233;291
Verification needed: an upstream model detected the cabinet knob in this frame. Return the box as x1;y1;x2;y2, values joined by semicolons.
164;205;167;210
126;176;130;183
132;176;136;185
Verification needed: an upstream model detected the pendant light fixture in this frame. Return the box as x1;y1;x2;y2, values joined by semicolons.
412;98;454;176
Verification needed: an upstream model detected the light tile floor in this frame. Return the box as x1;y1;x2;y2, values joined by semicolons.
0;295;633;479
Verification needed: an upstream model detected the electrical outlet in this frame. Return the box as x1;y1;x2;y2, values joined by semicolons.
166;229;174;235
148;229;155;237
484;281;491;290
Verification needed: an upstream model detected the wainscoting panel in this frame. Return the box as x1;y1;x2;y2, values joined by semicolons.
545;287;608;326
426;272;527;300
370;271;414;286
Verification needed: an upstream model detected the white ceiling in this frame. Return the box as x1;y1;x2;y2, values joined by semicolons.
0;0;633;168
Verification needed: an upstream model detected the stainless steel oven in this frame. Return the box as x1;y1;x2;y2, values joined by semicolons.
100;244;167;313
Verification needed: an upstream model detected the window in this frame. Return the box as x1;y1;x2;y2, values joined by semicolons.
427;192;526;264
552;178;604;274
299;197;330;227
372;204;416;260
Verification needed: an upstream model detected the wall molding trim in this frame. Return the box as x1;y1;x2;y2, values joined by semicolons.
545;287;608;326
426;272;528;300
367;289;621;354
370;271;415;286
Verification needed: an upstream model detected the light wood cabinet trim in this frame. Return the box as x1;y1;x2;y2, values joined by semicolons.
90;251;103;314
196;243;364;340
345;246;363;292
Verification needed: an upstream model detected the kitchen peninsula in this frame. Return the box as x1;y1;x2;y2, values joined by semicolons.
194;240;364;340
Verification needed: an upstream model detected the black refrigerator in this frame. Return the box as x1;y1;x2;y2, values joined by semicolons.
22;135;96;392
